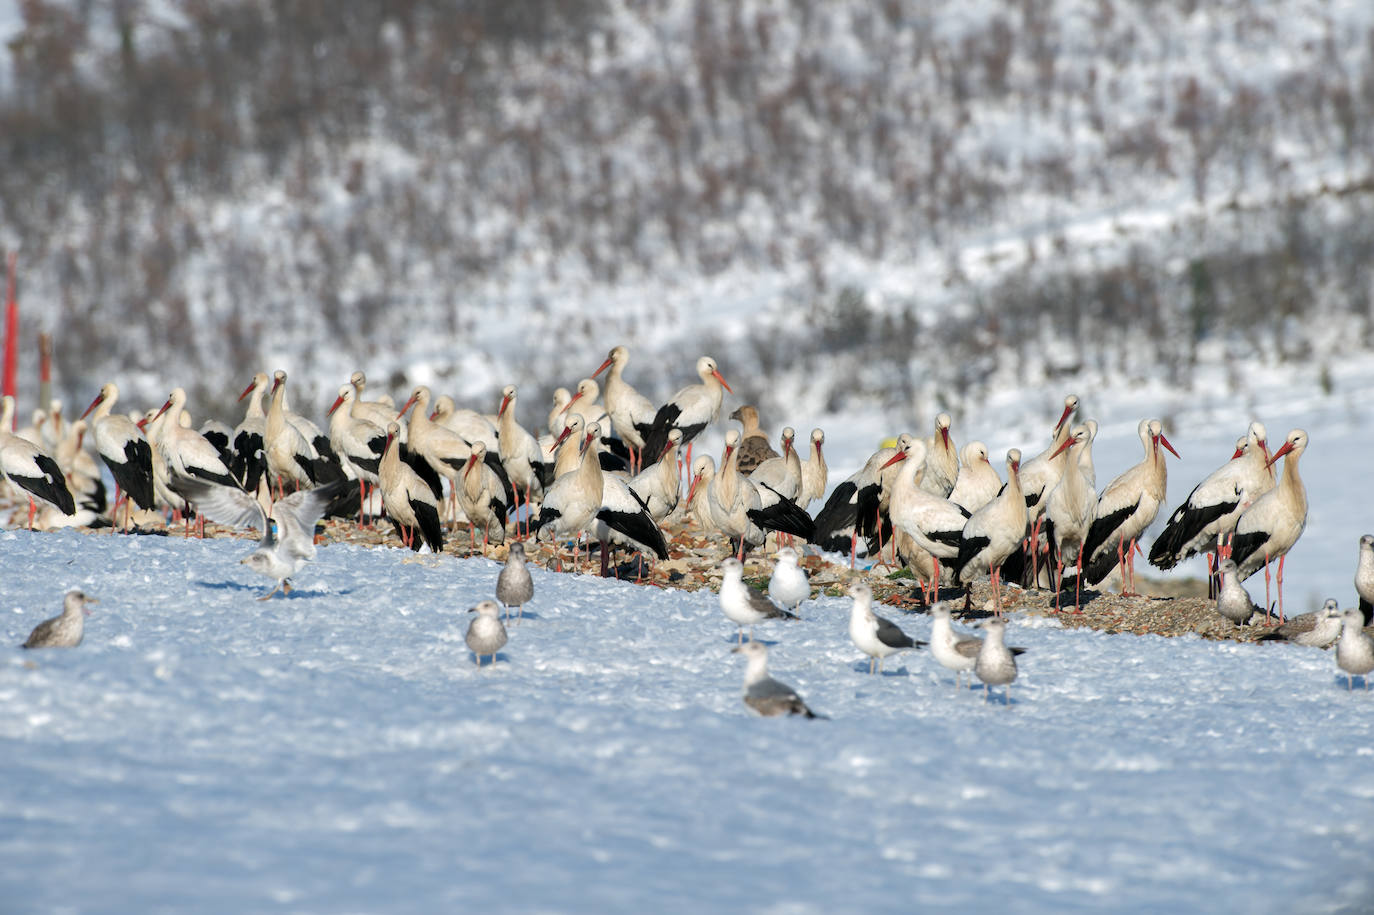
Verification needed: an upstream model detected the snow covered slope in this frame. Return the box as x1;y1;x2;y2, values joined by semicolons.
3;530;1372;912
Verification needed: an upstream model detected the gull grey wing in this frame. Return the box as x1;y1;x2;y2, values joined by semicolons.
875;615;921;650
751;588;797;620
272;480;349;545
953;636;983;659
170;476;267;532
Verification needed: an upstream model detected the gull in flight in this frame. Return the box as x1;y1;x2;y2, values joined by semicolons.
173;477;349;599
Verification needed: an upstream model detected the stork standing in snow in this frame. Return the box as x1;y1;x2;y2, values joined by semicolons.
641;355;731;470
326;384;387;522
457;441;509;550
627;427;684;525
1149;421;1274;584
1072;419;1178;596
1228;428;1309;624
379;422;445;553
1017;395;1080;583
81;383;155;531
591;345;659;473
882;437;970;601
956;449;1027;615
497;385;551;539
811;435;914;568
1355;534;1374;625
1042;422;1097;610
1;395;76;528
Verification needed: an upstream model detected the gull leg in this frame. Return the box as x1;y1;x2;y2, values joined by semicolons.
257;582;282;601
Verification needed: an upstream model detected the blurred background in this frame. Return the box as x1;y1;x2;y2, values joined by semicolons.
1;0;1372;426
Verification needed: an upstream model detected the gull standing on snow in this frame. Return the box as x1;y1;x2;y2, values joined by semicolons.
1336;608;1374;690
929;602;988;690
496;541;535;623
172;477;350;599
1259;599;1343;648
975;618;1020;705
767;546;810;617
1215;558;1265;626
846;581;924;674
466;600;508;667
731;640;823;718
22;590;97;649
718;557;797;643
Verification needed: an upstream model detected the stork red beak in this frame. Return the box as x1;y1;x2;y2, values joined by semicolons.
327;395;345;416
783;437;793;458
712;370;732;393
592;357;613;379
555;424;574;447
1230;444;1244;460
464;453;480;476
1050;437;1074;460
1157;434;1180;459
238;380;258;402
658;439;675;461
580;432;593;455
1011;459;1021;474
152;399;172;421
80;394;102;420
1266;440;1295;468
136;417;149;431
498;395;512;417
429;410;439;421
723;444;735;462
270;375;282;393
560;391;583;415
1054;402;1074;434
399;394;418;417
940;428;950;449
687;474;700;505
880;450;907;470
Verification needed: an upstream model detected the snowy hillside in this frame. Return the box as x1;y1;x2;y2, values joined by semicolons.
4;530;1373;913
0;0;1372;425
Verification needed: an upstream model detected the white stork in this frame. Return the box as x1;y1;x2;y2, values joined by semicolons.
882;437;970;601
592;344;658;473
1074;419;1178;595
956;448;1027;614
641;355;731;468
81;382;155;529
1229;428;1308;623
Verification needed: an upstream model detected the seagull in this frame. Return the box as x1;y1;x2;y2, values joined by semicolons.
1336;608;1374;690
846;581;924;674
718;557;797;643
928;601;990;689
767;546;810;617
975;618;1020;705
22;590;97;649
466;600;509;667
496;541;535;623
172;476;350;599
1258;599;1343;648
731;640;823;718
1215;558;1265;626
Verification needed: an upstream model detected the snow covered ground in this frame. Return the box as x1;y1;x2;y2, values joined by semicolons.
3;529;1373;913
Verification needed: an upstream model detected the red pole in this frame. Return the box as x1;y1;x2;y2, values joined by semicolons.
2;252;16;427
